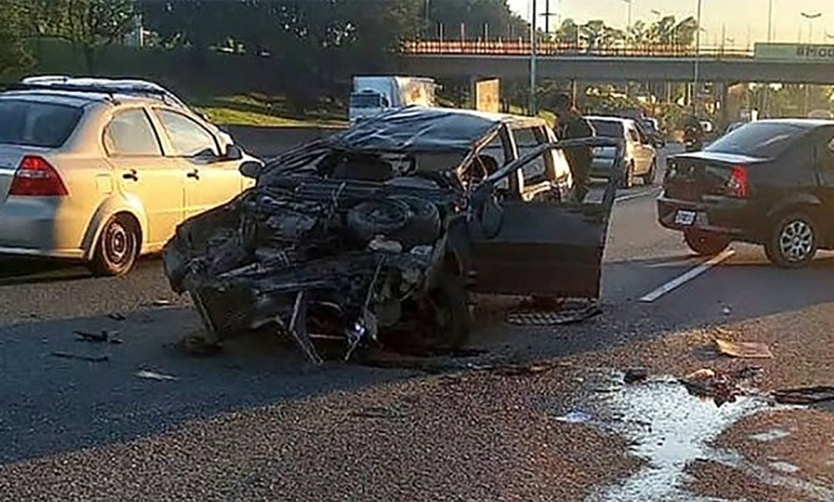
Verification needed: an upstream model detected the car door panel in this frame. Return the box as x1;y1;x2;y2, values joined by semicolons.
103;107;184;247
468;140;621;299
152;108;245;218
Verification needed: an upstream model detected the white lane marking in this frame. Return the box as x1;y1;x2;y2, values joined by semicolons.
639;248;736;303
616;186;661;203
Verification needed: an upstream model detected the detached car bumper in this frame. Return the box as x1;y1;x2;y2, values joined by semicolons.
656;194;752;237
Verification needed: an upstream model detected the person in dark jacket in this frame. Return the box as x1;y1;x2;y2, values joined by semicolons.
553;93;595;202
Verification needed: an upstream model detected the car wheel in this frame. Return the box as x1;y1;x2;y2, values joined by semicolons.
642;158;657;185
764;212;818;268
89;214;140;276
420;272;472;353
684;229;731;256
619;161;634;189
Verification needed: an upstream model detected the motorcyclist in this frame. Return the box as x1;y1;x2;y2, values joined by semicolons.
683;114;704;151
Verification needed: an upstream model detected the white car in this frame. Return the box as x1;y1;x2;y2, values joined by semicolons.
587;116;657;188
0;78;259;275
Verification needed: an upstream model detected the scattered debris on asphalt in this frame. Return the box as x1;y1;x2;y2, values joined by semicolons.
74;330;123;344
623;367;649;384
769;461;801;474
162;108;622;365
50;351;109;363
749;429;791;443
134;370;178;381
722;306;732;315
151;299;173;307
557;409;593;423
679;366;762;406
175;335;223;357
715;339;773;359
108;312;127;321
772;386;834;405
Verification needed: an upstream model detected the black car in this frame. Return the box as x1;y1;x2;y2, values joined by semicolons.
658;119;834;268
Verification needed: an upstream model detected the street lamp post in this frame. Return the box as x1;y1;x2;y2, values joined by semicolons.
692;0;703;112
801;11;821;43
623;0;633;30
529;0;538;115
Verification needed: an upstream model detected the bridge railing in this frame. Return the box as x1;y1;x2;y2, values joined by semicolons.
402;40;754;59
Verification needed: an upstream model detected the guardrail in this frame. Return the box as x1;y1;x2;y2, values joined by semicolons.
402;40;754;59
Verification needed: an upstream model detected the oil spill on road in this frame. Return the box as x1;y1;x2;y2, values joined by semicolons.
573;373;834;502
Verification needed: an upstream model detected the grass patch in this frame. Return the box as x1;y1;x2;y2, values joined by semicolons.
190;94;348;128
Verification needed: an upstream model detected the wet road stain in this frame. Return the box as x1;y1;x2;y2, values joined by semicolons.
562;373;834;502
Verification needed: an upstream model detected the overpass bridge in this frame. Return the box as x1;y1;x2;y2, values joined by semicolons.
398;41;834;85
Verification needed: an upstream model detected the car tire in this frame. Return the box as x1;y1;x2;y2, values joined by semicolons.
89;214;140;276
684;229;731;256
425;272;471;351
619;161;634;189
642;158;657;185
347;197;412;243
389;195;441;249
764;212;818;269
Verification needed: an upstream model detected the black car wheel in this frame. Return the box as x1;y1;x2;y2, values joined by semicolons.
642;158;657;185
684;229;731;256
764;212;818;268
89;214;140;276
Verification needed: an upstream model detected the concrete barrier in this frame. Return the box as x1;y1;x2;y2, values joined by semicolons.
224;125;346;158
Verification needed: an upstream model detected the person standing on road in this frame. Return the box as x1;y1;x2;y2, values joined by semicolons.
553;93;595;203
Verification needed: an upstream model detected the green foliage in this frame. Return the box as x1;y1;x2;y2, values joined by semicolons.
551;14;699;49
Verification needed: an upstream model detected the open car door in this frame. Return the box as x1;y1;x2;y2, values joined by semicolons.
467;137;623;299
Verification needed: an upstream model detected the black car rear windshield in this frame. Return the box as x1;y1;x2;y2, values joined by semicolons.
705;122;807;158
590;120;624;138
0;99;83;148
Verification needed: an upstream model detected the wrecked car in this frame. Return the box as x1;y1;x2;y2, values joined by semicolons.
162;106;623;364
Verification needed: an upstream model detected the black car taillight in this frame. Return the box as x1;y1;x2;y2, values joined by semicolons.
726;165;748;198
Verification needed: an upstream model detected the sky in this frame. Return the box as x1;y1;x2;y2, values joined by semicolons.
507;0;834;47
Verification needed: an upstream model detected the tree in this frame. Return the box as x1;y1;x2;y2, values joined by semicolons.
579;20;624;50
0;3;35;79
31;0;136;72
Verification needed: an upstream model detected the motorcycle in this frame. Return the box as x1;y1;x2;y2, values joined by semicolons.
683;127;703;152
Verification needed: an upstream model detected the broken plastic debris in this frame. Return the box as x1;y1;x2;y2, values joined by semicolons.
108;312;127;321
74;330;122;344
557;409;593;423
722;306;732;315
685;368;716;381
135;370;178;381
749;429;791;443
623;367;649;384
151;299;173;307
51;351;109;363
772;386;834;405
715;339;773;359
769;461;800;474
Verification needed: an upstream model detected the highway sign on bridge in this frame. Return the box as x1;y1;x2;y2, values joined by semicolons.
754;43;834;62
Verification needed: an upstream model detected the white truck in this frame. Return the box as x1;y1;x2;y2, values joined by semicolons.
349;76;437;125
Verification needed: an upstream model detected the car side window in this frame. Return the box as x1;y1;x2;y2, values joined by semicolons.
513;126;549;184
154;109;219;157
103;109;162;156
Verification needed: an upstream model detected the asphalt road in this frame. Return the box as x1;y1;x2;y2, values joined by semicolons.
2;142;834;501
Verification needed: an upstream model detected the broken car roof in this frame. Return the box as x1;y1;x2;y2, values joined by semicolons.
326;106;546;154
